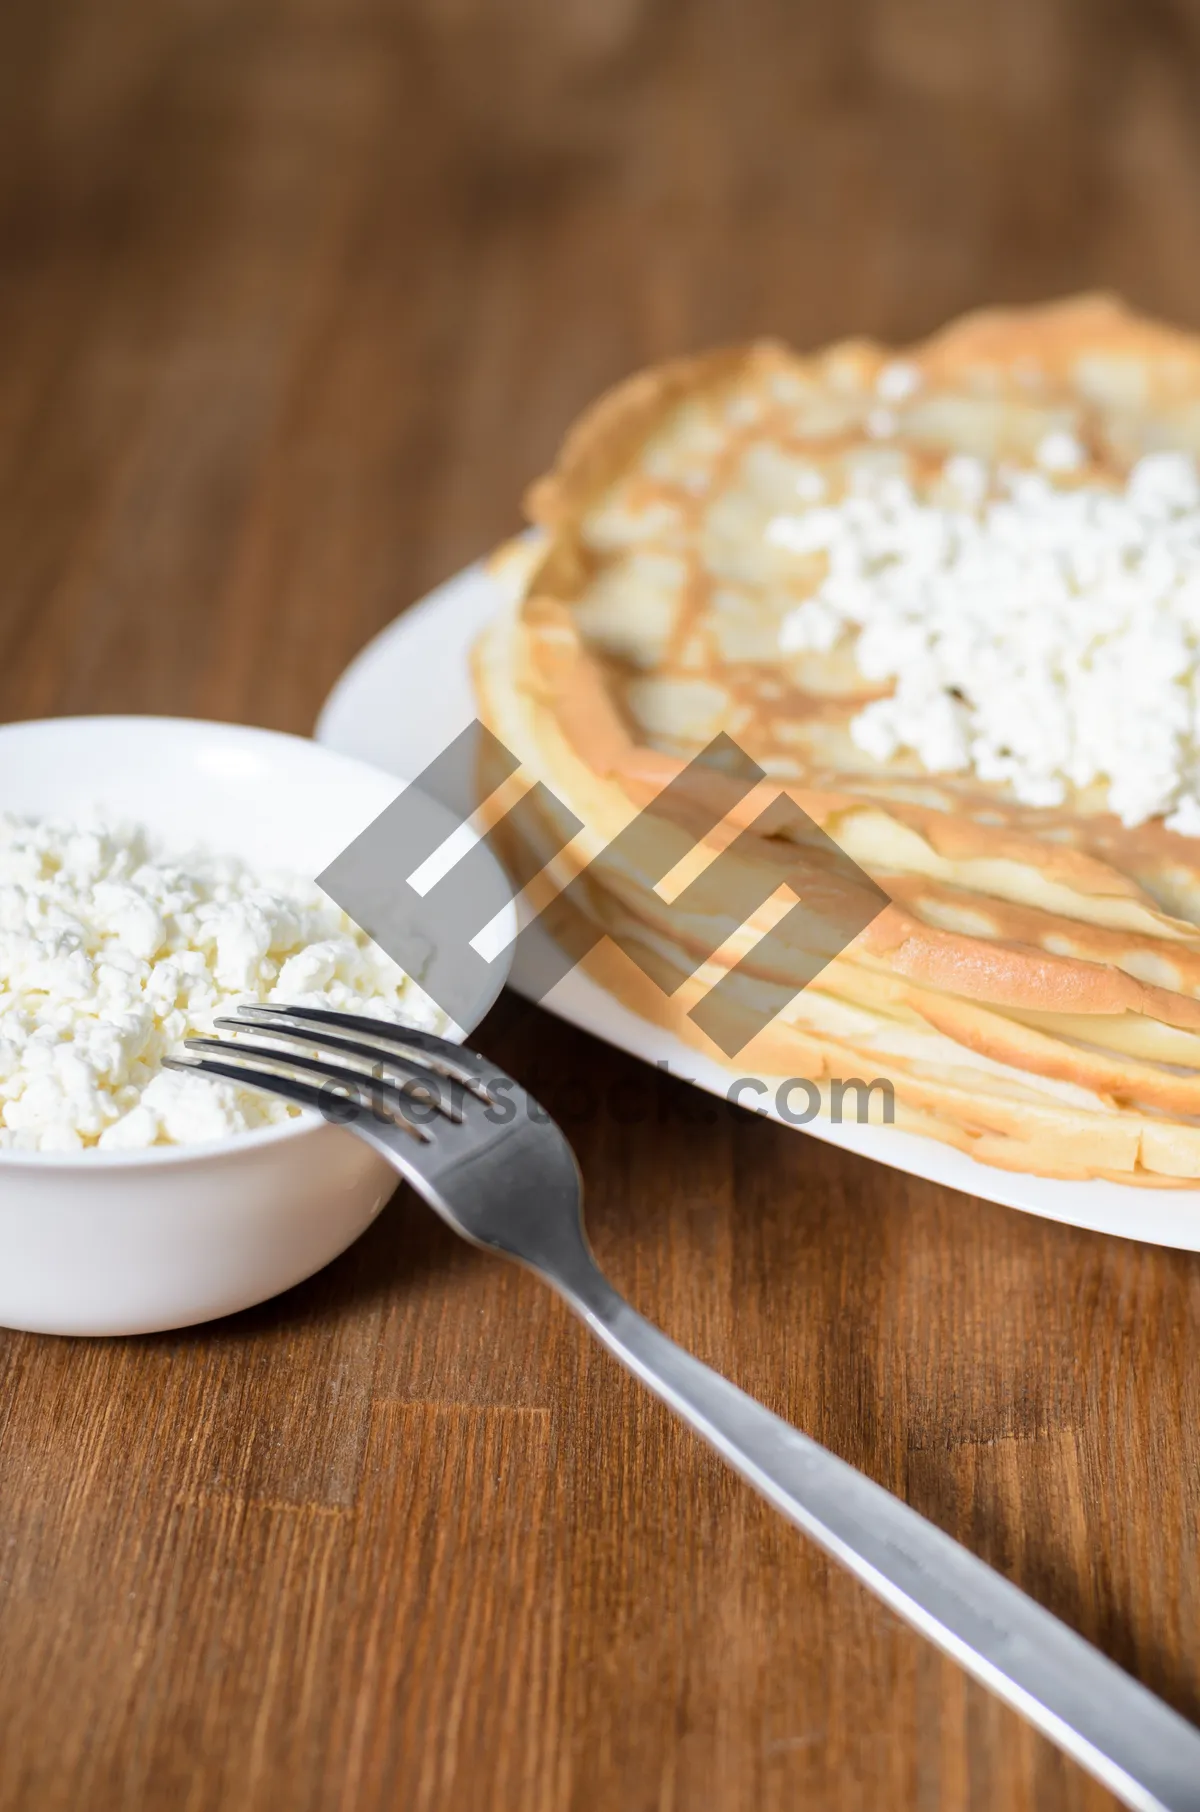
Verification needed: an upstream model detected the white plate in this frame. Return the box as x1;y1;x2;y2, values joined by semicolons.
317;561;1200;1250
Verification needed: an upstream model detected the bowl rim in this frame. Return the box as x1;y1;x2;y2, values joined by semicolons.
0;713;508;1173
0;1108;333;1171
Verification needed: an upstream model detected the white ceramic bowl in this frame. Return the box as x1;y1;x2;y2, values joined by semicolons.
0;716;513;1336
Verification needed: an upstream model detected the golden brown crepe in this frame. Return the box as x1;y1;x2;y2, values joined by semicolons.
473;296;1200;1184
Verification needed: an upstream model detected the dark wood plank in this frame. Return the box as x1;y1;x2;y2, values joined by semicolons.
1;2;1200;1808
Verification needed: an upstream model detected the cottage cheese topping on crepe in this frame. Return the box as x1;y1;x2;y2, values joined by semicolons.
775;450;1200;829
474;297;1200;1184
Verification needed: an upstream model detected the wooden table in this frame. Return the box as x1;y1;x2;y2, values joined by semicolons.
1;2;1199;1807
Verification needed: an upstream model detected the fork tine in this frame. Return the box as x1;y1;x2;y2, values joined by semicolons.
234;1004;495;1100
163;1053;357;1122
211;1017;466;1119
177;1039;437;1138
167;1052;426;1139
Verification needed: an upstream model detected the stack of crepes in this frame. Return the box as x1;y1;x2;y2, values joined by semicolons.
473;296;1200;1184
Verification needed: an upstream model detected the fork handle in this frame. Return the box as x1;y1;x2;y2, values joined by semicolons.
563;1270;1200;1812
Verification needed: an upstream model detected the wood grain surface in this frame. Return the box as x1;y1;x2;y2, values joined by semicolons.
2;2;1200;1807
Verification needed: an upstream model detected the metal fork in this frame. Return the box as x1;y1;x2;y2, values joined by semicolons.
166;1004;1200;1812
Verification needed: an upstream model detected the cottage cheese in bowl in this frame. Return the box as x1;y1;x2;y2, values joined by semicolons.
0;716;514;1337
0;812;446;1154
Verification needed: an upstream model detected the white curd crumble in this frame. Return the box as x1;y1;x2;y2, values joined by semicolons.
774;449;1200;831
0;813;446;1154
